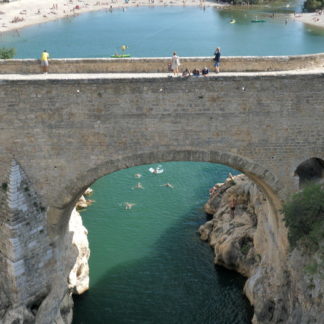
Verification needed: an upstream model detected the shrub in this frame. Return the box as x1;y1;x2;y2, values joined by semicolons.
282;183;324;251
304;0;324;11
0;48;16;59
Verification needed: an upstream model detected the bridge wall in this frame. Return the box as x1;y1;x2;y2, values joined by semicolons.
0;72;323;201
0;53;324;74
0;70;323;322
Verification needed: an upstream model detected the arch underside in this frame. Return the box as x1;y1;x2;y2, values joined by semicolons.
54;149;283;220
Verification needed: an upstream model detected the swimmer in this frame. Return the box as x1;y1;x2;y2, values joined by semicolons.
134;173;142;178
149;166;164;174
133;182;144;190
160;183;174;188
124;202;136;210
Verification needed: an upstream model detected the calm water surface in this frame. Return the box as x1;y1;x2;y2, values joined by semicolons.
1;6;324;58
72;162;252;324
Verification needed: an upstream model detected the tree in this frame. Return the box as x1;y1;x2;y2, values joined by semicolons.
304;0;324;11
0;48;16;59
283;183;324;251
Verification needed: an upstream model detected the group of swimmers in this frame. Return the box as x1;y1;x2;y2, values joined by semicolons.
124;167;173;210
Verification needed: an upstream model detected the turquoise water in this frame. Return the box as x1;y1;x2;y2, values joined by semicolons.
72;162;252;324
1;6;324;58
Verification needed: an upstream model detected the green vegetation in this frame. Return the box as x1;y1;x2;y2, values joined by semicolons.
239;236;253;256
222;0;324;11
283;183;324;252
304;0;324;11
0;48;16;59
305;262;318;275
1;183;8;191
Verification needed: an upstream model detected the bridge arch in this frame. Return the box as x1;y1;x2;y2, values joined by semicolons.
47;149;285;245
294;157;324;188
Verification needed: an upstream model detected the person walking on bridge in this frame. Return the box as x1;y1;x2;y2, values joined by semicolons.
40;50;49;74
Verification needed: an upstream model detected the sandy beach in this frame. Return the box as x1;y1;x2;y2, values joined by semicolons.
0;0;225;34
292;11;324;29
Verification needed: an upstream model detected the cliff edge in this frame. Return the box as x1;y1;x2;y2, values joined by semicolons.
199;174;324;324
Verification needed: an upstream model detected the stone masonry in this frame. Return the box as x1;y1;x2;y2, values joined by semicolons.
0;57;323;322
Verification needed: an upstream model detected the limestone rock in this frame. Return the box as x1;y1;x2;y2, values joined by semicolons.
199;174;324;324
199;174;259;277
84;187;93;196
68;208;90;295
76;194;94;210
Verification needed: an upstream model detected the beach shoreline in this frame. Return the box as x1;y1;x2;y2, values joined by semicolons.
291;11;324;29
0;0;226;35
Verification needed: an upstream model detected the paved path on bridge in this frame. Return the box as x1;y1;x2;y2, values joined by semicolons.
0;69;323;80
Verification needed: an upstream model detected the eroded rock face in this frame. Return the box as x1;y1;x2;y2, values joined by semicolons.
68;208;90;295
200;175;260;277
199;174;324;324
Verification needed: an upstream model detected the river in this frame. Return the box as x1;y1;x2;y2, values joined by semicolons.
72;162;252;324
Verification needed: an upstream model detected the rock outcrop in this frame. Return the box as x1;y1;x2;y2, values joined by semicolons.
68;208;90;295
199;174;324;324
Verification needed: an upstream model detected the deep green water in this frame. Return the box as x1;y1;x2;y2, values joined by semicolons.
72;162;252;324
1;6;324;58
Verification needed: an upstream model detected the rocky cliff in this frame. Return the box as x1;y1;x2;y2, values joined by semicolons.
57;206;90;323
199;174;324;324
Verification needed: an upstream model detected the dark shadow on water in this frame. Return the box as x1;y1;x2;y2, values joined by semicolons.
73;211;253;324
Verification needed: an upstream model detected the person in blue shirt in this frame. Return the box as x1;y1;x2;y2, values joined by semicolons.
202;66;209;76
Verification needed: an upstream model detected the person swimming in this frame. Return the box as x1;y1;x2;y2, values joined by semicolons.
133;182;144;190
124;202;136;210
149;166;164;174
160;183;174;188
134;173;142;178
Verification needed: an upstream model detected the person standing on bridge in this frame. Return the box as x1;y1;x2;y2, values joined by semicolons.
171;52;181;76
213;47;221;73
40;50;49;74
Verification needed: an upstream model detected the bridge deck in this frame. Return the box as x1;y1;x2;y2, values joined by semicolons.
1;68;323;81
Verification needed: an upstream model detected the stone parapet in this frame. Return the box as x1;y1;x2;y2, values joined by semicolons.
0;53;324;74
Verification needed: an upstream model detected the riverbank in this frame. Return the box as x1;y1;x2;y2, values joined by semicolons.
199;174;324;324
0;0;225;34
292;12;324;29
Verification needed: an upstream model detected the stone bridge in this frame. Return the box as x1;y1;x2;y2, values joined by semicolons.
0;55;323;323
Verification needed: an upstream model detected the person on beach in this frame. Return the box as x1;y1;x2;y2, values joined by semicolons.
40;50;49;73
213;47;221;73
171;52;180;76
